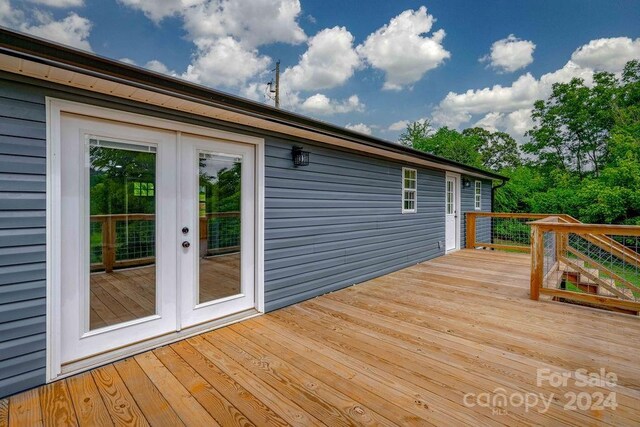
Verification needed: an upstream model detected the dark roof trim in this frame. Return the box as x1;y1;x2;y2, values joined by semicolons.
0;27;507;181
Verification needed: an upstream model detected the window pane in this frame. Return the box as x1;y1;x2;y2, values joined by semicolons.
198;152;242;304
89;141;157;331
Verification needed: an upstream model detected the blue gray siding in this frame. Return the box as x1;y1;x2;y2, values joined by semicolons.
0;74;492;397
264;139;446;310
0;82;47;399
461;176;493;248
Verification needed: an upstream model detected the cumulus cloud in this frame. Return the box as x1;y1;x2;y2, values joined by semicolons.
430;36;639;140
117;0;307;93
345;123;372;135
119;0;306;48
571;37;640;73
22;11;93;51
388;120;410;131
282;26;360;92
480;34;535;73
357;6;450;90
300;94;364;115
182;37;271;87
24;0;84;7
182;0;306;48
432;60;595;132
1;0;92;51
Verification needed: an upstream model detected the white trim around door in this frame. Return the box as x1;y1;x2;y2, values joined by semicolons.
445;172;461;253
46;98;265;381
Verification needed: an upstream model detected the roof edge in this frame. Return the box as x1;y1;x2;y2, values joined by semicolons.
0;26;508;182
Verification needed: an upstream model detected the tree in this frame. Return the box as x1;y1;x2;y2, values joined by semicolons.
524;71;618;177
462;127;522;171
398;120;433;147
411;126;484;168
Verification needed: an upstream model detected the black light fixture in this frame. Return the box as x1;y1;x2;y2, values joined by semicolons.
462;177;471;188
291;145;310;167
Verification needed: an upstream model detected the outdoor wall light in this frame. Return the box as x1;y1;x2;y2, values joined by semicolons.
292;146;310;167
462;178;471;187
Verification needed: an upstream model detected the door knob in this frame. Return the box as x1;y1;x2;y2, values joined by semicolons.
182;227;189;234
182;241;190;248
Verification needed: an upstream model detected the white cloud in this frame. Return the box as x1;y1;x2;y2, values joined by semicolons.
388;120;410;131
480;34;535;73
357;6;450;90
282;26;360;92
21;11;93;51
182;0;306;48
0;0;23;26
1;0;92;51
345;123;372;135
571;37;640;73
119;0;306;46
432;60;594;130
473;108;533;137
144;59;177;76
300;94;364;115
117;0;200;23
182;37;271;87
24;0;84;7
119;57;137;65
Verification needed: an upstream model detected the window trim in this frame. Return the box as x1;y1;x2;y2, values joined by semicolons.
474;180;482;210
402;167;417;214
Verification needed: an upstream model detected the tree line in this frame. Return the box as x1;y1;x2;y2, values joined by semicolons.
399;60;640;225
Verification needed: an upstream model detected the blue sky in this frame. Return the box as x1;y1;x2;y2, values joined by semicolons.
3;0;639;141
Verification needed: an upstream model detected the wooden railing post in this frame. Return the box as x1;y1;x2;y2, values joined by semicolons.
530;225;543;300
466;212;476;249
104;216;116;273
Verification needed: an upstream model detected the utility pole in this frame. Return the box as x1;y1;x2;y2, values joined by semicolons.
274;60;280;109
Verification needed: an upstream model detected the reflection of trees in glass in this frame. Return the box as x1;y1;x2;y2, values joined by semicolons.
200;159;241;250
90;146;156;215
200;161;241;214
90;146;156;264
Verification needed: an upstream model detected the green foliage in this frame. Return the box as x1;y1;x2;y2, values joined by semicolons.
402;60;640;225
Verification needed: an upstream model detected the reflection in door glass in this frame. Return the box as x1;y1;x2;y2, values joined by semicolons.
198;152;242;304
88;139;157;330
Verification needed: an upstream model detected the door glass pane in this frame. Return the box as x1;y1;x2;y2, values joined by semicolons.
88;139;157;330
198;152;242;304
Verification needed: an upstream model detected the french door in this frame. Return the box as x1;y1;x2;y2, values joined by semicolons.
58;114;256;367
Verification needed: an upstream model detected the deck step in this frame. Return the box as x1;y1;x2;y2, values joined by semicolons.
559;259;585;272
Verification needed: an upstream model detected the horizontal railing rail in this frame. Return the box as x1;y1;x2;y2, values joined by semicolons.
465;212;553;252
91;212;240;272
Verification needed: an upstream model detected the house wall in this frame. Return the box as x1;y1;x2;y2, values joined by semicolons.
0;82;47;398
461;176;493;248
0;73;492;398
264;139;445;311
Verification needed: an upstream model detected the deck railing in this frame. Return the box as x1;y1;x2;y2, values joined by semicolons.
465;212;552;252
466;212;640;313
90;212;240;272
530;218;640;313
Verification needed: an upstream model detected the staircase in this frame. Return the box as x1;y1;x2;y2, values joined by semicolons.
557;258;635;299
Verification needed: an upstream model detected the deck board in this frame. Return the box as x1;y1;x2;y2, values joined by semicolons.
6;250;640;425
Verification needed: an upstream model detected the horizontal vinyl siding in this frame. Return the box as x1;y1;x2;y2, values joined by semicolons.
264;139;446;310
0;80;47;398
461;177;492;248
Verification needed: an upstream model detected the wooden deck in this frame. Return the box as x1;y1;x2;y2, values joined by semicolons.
3;250;639;426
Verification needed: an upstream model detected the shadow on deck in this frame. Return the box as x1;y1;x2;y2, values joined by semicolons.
2;249;638;425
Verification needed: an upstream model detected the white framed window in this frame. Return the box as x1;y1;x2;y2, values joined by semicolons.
402;167;417;213
474;180;482;210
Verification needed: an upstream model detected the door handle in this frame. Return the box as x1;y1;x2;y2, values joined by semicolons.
182;241;190;248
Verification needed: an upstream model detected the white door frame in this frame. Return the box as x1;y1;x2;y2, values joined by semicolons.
46;98;265;381
445;172;461;253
